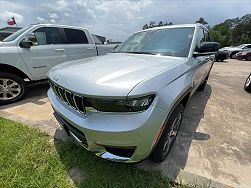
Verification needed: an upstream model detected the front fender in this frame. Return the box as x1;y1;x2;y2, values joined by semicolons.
155;73;192;113
128;69;193;114
0;46;33;79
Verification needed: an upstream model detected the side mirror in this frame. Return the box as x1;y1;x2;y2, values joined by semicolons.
20;40;32;48
194;42;220;57
20;33;38;48
114;44;119;50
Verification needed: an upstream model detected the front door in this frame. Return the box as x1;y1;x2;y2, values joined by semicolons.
18;27;68;79
192;27;213;91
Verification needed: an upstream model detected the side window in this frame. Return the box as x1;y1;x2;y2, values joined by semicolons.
64;28;88;44
195;28;205;49
33;27;62;45
245;45;251;49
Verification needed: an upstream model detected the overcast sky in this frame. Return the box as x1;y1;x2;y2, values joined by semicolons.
0;0;250;41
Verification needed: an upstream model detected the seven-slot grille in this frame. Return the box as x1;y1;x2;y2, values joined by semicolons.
49;79;86;115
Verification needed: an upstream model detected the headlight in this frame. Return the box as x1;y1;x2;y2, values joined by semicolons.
86;95;155;112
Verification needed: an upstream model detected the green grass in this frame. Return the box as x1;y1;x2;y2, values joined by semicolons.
0;117;173;188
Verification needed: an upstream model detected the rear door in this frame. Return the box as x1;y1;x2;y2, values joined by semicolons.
18;26;68;79
63;28;97;60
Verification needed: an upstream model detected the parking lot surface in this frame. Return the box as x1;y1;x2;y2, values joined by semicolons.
0;59;250;187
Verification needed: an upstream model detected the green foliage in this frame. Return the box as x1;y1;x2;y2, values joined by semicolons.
142;21;173;30
142;14;251;47
0;118;174;188
0;118;74;188
195;17;208;25
210;14;251;47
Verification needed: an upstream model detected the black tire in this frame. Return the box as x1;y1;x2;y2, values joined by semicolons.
150;104;184;163
0;72;28;105
246;56;251;61
230;52;237;59
219;58;224;62
197;77;208;91
216;54;225;62
215;59;221;62
244;73;251;93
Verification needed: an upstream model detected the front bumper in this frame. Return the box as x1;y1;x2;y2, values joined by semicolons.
48;89;167;163
236;54;248;60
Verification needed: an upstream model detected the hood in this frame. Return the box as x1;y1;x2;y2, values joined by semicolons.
220;46;241;51
48;53;186;97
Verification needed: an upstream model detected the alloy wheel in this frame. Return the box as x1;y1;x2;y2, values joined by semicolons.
246;75;251;87
0;78;22;100
162;112;182;156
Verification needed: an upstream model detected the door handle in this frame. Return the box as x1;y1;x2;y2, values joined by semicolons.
54;49;65;52
204;57;210;61
86;47;94;50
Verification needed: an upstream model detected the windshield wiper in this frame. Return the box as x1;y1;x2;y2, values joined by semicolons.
113;51;158;55
124;51;157;55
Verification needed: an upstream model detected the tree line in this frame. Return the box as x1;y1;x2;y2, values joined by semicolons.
142;14;251;47
143;21;173;30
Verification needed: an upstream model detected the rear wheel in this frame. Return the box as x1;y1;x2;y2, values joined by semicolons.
0;73;27;105
150;104;184;163
244;73;251;93
216;54;225;62
197;76;208;91
246;56;251;61
230;52;238;59
218;58;224;62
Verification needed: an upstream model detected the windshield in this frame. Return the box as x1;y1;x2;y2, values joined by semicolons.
114;27;194;57
236;44;245;48
3;26;31;42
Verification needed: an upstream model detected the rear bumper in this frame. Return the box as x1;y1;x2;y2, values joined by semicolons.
48;88;167;163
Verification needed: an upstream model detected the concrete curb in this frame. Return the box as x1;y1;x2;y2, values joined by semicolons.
137;160;233;188
174;169;232;188
0;110;59;137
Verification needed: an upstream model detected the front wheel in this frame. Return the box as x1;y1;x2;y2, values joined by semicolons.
230;52;238;59
150;104;184;163
197;76;208;91
244;73;251;93
0;73;27;105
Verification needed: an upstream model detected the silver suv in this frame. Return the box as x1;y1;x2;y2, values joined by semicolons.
48;24;219;163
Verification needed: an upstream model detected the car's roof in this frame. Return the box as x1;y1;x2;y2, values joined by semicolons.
30;23;87;30
134;23;204;34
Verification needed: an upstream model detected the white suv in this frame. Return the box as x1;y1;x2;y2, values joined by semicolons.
0;24;115;105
